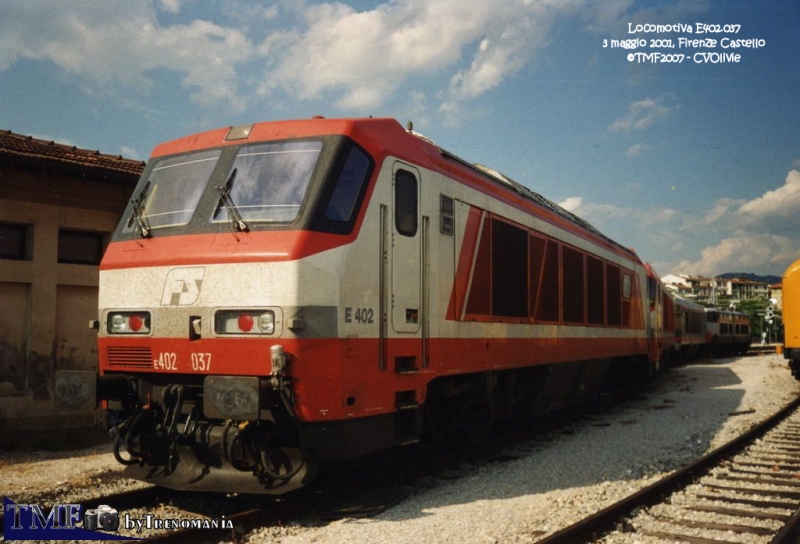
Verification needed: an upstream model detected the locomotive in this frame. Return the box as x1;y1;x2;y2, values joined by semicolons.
54;117;747;494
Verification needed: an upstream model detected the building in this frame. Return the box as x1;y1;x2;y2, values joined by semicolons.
662;273;770;305
660;274;693;298
661;274;719;303
0;130;143;436
718;277;770;301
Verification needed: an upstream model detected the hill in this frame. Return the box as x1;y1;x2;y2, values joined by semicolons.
717;272;782;285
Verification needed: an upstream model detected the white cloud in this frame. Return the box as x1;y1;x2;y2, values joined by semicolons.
120;146;141;161
559;196;583;213
584;0;710;34
159;0;181;14
564;169;800;277
626;143;650;157
258;0;590;111
702;198;740;225
610;96;677;132
738;169;800;223
0;2;254;109
558;197;676;226
675;234;799;277
0;0;624;116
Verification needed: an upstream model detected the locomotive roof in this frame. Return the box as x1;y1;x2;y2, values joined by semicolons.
151;117;638;260
405;127;637;260
437;148;632;257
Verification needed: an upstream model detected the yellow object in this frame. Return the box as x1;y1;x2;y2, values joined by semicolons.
784;258;800;356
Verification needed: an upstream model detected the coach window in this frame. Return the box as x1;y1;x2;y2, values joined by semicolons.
325;146;371;222
621;272;633;327
395;169;418;236
535;238;560;322
606;264;621;326
562;245;585;324
647;276;657;308
586;255;605;325
491;218;528;317
528;235;545;318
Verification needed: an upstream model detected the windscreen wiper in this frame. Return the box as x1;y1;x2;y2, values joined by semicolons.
215;168;249;232
128;180;152;238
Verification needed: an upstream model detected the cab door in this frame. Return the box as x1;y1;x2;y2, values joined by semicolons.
390;162;421;335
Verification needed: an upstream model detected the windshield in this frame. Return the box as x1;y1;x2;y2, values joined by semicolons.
128;149;221;232
212;141;322;224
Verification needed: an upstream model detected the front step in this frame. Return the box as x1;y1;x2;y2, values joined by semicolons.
394;390;422;444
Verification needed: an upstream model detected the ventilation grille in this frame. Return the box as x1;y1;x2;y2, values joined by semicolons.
107;346;152;369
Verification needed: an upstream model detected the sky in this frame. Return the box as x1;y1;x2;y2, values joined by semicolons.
0;0;798;278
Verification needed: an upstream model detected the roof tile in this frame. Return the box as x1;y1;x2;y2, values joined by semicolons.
0;129;145;176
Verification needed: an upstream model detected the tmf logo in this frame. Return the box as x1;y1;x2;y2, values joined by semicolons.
161;267;205;306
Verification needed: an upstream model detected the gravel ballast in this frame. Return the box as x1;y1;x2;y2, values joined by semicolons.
1;353;797;543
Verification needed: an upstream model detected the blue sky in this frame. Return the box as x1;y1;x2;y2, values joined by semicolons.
1;0;798;278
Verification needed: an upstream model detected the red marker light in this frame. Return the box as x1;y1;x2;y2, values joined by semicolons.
238;313;254;332
129;315;144;332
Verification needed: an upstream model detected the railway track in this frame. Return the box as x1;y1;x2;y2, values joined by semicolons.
61;390;638;542
536;396;800;544
7;375;795;543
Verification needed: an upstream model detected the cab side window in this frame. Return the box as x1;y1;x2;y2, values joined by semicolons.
325;146;371;222
395;169;418;237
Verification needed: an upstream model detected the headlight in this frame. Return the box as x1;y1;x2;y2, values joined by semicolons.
258;312;275;334
215;309;275;335
107;312;151;334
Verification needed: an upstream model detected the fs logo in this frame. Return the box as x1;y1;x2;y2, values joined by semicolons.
161;267;205;306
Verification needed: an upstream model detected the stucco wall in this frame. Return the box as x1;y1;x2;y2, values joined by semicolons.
0;166;133;432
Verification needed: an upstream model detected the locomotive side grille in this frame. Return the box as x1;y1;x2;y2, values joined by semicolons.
107;346;153;368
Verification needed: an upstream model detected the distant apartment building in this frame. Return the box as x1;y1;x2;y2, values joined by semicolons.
660;274;694;298
0;130;143;434
661;273;770;305
719;278;770;301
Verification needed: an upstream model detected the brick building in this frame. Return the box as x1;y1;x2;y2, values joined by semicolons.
0;130;143;434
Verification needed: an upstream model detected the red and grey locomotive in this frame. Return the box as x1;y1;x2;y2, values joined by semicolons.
54;117;700;494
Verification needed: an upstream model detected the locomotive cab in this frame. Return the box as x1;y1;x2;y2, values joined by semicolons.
57;122;387;493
